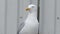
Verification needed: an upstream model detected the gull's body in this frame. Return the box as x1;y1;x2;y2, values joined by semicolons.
19;4;39;34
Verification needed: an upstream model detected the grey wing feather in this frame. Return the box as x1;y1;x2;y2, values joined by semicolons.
17;22;25;34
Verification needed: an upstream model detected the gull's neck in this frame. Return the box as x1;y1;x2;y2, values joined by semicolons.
28;12;37;18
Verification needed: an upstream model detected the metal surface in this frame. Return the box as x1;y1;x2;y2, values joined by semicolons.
40;0;55;34
56;0;60;34
6;0;18;34
0;0;5;34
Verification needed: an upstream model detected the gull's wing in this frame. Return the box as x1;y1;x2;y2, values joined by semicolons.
17;22;25;34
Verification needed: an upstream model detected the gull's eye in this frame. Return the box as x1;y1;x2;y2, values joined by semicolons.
32;6;34;8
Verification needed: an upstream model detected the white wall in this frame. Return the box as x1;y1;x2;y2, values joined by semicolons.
0;0;5;34
6;0;18;34
40;0;55;34
56;0;60;34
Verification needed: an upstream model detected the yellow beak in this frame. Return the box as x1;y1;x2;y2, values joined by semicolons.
25;8;31;11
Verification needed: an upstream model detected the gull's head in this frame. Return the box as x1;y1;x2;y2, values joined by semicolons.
25;4;36;12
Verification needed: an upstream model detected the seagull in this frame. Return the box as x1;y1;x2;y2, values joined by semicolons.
19;4;39;34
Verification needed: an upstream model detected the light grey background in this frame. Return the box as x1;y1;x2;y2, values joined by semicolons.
40;0;55;34
56;0;60;34
0;0;5;34
40;0;60;34
6;0;18;34
0;0;60;34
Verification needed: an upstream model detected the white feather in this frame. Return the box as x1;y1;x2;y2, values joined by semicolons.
19;4;39;34
28;4;36;8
